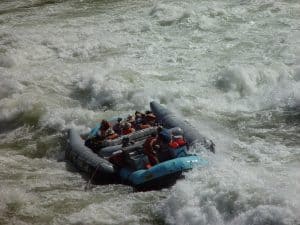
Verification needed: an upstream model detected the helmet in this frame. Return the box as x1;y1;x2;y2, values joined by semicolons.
123;122;131;130
172;127;183;136
106;128;115;135
127;115;135;123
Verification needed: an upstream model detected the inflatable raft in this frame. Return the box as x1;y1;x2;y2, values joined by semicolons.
66;101;214;190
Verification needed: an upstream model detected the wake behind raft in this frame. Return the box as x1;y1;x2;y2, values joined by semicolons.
66;101;215;190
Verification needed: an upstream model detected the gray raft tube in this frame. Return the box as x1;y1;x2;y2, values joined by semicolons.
66;127;158;182
67;128;117;182
98;139;146;158
100;127;157;147
88;127;157;157
150;101;215;153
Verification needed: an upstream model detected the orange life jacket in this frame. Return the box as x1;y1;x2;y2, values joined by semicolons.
175;137;186;146
143;136;159;166
122;128;135;135
168;137;186;148
139;124;151;129
106;133;118;140
169;141;179;148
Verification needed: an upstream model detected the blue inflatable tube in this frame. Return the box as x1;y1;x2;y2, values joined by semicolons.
119;155;208;190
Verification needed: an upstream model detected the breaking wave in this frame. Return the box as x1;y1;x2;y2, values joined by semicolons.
160;156;300;225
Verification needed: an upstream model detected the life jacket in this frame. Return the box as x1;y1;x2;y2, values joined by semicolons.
143;136;159;166
168;140;179;148
174;136;186;146
106;133;118;140
168;136;186;148
139;124;151;129
122;127;135;135
143;136;157;153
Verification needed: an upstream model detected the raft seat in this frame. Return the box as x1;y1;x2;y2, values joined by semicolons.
100;127;157;147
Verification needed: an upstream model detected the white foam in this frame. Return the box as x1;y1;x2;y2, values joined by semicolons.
39;106;97;131
64;201;140;225
0;54;15;68
0;76;24;100
231;205;296;225
0;94;37;122
294;66;300;81
212;63;300;112
215;64;286;97
0;186;35;216
150;3;191;26
160;155;300;225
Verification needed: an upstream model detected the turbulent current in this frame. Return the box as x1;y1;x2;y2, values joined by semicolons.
0;0;300;224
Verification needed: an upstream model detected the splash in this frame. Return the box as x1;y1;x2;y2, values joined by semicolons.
160;156;300;225
0;55;15;68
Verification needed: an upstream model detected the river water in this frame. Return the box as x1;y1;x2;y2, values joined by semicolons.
0;0;300;224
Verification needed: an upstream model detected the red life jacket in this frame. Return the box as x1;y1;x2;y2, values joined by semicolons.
139;124;151;129
122;128;135;135
175;137;186;146
168;141;179;148
143;136;159;166
143;136;157;153
106;133;118;140
168;137;186;148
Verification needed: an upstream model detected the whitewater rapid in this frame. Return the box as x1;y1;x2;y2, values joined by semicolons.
0;0;300;224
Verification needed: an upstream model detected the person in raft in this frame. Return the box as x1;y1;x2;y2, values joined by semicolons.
145;111;156;126
105;128;119;140
113;117;123;135
137;111;157;129
143;131;159;166
85;119;111;150
122;122;135;135
98;119;111;138
126;114;135;128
